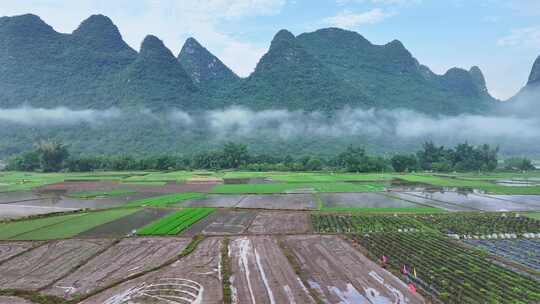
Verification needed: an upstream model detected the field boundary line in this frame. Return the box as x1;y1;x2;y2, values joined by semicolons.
0;241;49;267
72;235;206;303
221;238;232;304
38;239;121;292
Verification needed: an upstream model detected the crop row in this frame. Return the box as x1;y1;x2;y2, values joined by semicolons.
137;208;214;235
311;214;432;233
353;232;540;304
414;213;540;236
465;239;540;272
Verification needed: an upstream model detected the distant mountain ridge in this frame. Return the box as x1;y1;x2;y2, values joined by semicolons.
0;13;498;114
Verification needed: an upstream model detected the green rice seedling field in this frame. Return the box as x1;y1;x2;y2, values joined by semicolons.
137;208;215;235
125;192;206;207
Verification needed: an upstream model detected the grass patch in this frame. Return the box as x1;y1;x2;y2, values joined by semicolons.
137;208;214;236
68;188;136;199
11;209;139;240
210;182;384;194
525;212;540;220
318;207;446;214
125;192;206;207
0;213;85;240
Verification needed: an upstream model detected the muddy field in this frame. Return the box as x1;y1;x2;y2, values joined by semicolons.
282;235;424;304
45;237;191;300
0;296;34;304
229;236;315;304
320;192;420;209
409;191;539;211
4;193;157;210
0;191;52;204
78;208;174;238
183;210;257;236
183;194;244;208
38;181;120;192
81;237;223;304
389;192;475;211
247;212;312;234
0;241;41;263
125;182;217;194
237;194;316;210
0;239;113;290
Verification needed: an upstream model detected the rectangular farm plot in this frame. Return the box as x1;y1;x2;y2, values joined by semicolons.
0;213;85;240
237;194;317;210
137;208;215;236
247;212;312;234
0;204;77;220
0;239;113;290
78;208;174;238
320;192;420;209
410;191;537;211
81;237;224;304
12;208;140;240
390;192;474;211
182;210;257;236
44;237;191;300
183;194;245;208
282;235;424;304
229;236;315;304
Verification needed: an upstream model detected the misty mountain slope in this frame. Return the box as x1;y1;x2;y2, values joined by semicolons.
221;29;369;112
506;55;540;116
115;35;198;110
296;28;496;115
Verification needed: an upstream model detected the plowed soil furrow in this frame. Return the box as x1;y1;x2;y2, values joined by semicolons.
283;235;425;304
229;236;315;304
247;212;312;234
43;237;191;300
0;239;114;290
80;237;223;304
0;241;42;263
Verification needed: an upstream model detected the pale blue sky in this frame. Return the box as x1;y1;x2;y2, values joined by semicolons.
1;0;539;99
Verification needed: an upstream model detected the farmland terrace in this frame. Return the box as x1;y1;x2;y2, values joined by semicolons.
0;171;539;303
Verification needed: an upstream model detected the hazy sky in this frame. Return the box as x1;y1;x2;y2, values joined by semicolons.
1;0;539;100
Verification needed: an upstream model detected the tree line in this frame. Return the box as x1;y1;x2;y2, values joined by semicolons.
3;140;536;173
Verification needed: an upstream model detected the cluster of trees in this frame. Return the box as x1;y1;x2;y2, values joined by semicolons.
4;140;536;173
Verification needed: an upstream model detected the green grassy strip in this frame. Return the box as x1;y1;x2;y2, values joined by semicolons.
68;189;136;199
125;192;206;207
0;213;85;240
210;182;384;194
525;212;540;220
221;238;232;304
137;208;215;236
12;209;139;240
0;289;68;304
318;207;446;214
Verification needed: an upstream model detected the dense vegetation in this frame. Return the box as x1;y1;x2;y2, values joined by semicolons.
137;208;214;236
5;141;517;174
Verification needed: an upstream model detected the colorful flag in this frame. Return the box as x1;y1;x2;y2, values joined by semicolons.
408;283;417;294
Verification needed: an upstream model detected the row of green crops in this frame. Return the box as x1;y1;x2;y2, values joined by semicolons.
311;214;435;234
210;182;384;194
125;192;206;207
137;208;215;236
0;208;139;240
354;232;540;303
415;213;540;236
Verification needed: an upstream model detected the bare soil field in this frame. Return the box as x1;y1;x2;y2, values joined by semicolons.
247;212;312;234
229;236;315;304
282;235;425;304
78;208;174;238
81;237;224;304
183;194;244;208
389;192;474;211
44;237;191;300
0;204;77;220
125;182;217;194
409;191;538;211
0;239;113;290
237;194;316;210
182;210;257;236
0;241;41;263
37;181;120;192
0;296;34;304
320;192;420;208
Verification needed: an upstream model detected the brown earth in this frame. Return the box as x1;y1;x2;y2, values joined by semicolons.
182;194;244;208
44;237;191;300
182;210;257;236
0;239;113;290
237;194;316;210
0;296;34;304
282;235;425;304
247;212;312;235
229;236;315;304
37;181;120;192
0;241;42;263
80;237;223;304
